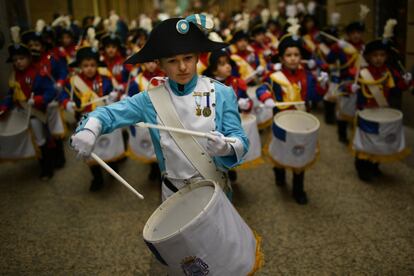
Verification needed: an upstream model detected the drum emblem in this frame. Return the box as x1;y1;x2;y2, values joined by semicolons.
140;139;151;149
181;256;209;276
385;133;396;144
97;137;110;148
292;145;305;156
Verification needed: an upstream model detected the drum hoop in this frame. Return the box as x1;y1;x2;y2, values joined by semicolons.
143;180;219;243
274;110;320;134
357;108;403;123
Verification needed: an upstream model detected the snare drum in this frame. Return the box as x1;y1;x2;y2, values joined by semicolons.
268;110;320;169
239;113;263;169
247;86;273;129
0;108;37;160
337;92;357;121
87;128;125;164
352;108;408;159
143;180;262;276
47;101;66;137
127;125;156;163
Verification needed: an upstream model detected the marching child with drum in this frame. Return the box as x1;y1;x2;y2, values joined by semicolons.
70;16;263;275
0;27;56;180
62;46;124;191
351;20;412;182
255;19;328;204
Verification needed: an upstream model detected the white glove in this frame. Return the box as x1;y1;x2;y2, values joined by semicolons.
54;83;63;92
351;83;360;93
27;98;35;106
70;117;102;158
66;101;76;113
256;65;265;76
318;71;329;87
206;131;233;157
47;100;59;108
247;53;256;64
307;59;316;70
264;49;272;57
238;98;251;110
120;94;130;101
338;39;348;49
264;98;276;108
273;63;282;71
403;72;412;84
115;84;125;92
106;91;119;104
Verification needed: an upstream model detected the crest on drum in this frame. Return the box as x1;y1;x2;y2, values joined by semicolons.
385;133;397;144
97;137;110;148
292;145;305;156
181;256;209;276
140;139;151;149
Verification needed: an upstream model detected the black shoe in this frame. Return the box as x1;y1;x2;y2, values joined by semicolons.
39;145;54;181
148;163;161;181
292;172;308;205
89;165;104;191
89;178;104;192
54;139;66;169
355;158;374;182
273;168;286;187
338;136;350;145
228;170;237;182
372;163;382;176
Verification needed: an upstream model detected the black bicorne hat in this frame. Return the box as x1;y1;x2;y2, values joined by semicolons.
125;16;228;64
21;30;43;45
278;34;305;56
69;47;106;67
100;33;123;48
250;25;266;37
6;43;31;62
345;21;365;33
203;48;236;77
364;39;391;56
230;30;249;44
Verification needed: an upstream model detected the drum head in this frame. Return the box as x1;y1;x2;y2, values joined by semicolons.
143;180;217;242
0;108;29;137
274;110;320;134
358;108;402;123
240;113;256;124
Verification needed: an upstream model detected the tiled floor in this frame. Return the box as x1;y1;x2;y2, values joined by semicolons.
1;111;413;275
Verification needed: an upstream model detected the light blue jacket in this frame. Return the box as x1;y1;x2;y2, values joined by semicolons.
76;75;249;172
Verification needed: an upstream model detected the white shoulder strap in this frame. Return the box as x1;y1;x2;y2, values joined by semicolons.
147;83;228;189
360;68;389;107
272;71;305;111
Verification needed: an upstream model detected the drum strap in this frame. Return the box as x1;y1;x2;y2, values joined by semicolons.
72;75;102;108
360;68;389;107
271;71;305;111
230;54;255;80
147;83;228;189
98;67;120;89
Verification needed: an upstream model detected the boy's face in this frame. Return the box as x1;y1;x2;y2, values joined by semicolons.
213;56;232;79
12;55;31;71
80;58;98;78
144;61;158;73
27;40;43;53
235;39;248;51
159;53;198;85
281;47;301;70
367;50;387;68
253;33;265;44
348;31;363;44
104;44;118;59
62;34;73;47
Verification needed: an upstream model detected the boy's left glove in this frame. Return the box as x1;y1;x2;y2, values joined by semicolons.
206;131;233;157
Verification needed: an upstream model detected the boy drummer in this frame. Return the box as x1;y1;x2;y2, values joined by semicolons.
70;15;249;201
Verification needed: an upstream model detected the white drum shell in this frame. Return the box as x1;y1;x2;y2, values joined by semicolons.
128;126;156;161
241;114;261;163
143;181;256;276
247;86;273;127
337;93;357;119
269;110;320;168
353;108;405;155
89;128;125;162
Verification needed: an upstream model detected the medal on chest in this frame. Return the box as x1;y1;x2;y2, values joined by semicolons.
202;92;211;117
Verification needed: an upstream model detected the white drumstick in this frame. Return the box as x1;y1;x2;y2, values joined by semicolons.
81;95;109;108
260;101;306;108
90;153;144;200
137;122;237;143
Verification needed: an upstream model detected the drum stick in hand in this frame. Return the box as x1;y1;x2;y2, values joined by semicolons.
137;122;237;143
90;153;144;199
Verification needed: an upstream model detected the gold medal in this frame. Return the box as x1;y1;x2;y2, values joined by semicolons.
202;107;211;117
196;106;202;116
